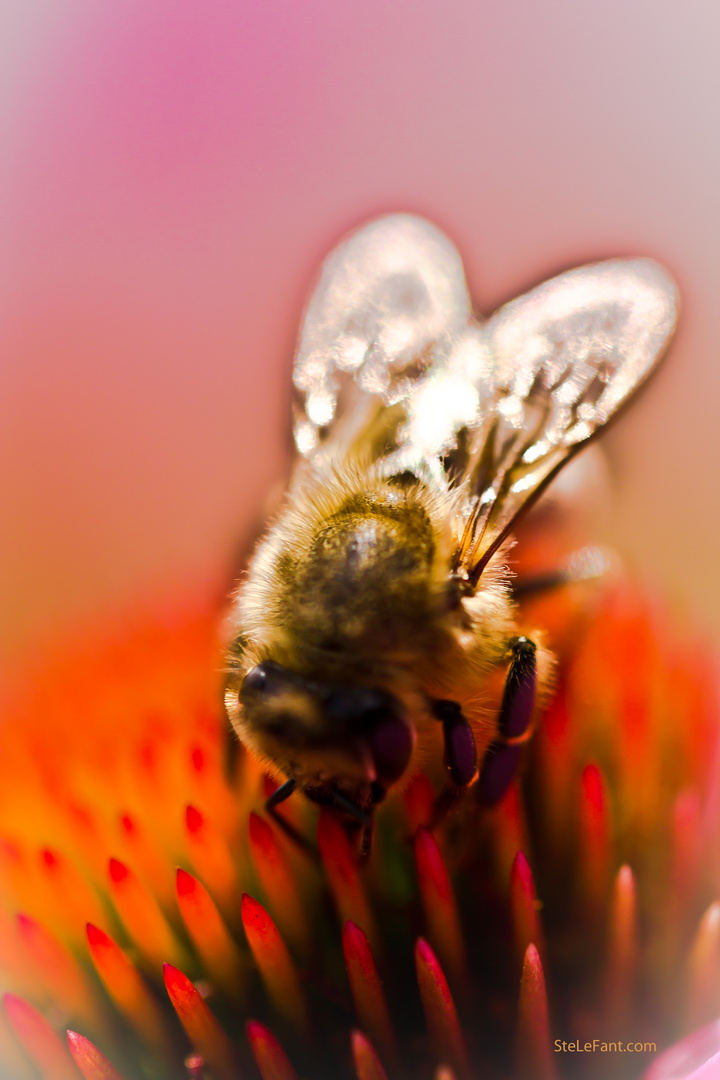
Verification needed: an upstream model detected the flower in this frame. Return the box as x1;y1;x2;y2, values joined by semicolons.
0;580;718;1080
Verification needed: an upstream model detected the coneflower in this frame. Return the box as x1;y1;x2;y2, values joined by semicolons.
0;580;718;1079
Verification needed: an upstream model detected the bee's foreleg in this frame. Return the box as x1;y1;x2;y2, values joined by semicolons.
329;785;372;826
264;778;315;854
424;700;478;829
476;636;537;806
360;818;374;862
433;700;478;788
266;776;297;809
327;785;375;862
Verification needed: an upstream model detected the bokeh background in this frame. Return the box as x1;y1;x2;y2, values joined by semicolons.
1;0;719;664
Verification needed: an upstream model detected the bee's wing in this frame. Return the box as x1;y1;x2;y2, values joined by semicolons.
292;214;472;463
292;217;678;585
454;258;679;583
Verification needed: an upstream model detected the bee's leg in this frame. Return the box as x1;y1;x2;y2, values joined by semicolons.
266;776;297;808
360;817;375;861
434;700;478;787
264;778;315;854
426;700;477;828
476;636;537;807
359;782;391;860
329;785;372;827
327;784;375;862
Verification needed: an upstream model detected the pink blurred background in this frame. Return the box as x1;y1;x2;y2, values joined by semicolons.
0;0;718;662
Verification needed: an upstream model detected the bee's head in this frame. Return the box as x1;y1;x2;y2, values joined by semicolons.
231;660;415;806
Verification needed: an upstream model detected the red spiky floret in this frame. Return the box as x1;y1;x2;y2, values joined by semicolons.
0;583;718;1079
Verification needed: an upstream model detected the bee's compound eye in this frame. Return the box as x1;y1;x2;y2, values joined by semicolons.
240;662;277;699
366;715;415;785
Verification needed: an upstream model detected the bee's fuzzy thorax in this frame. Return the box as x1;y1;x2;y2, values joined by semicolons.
230;457;461;663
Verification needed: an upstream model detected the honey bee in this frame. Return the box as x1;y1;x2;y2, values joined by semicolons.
224;214;678;844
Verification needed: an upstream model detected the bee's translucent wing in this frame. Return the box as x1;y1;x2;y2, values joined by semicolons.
292;215;678;586
292;214;472;462
454;258;679;583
